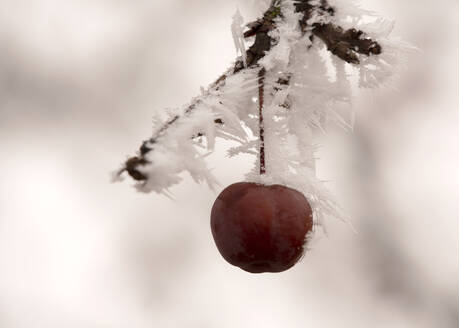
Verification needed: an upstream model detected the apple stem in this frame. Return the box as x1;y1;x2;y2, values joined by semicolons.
258;67;266;175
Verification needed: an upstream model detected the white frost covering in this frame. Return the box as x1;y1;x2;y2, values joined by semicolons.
329;0;415;89
130;0;405;226
231;9;247;67
136;68;259;194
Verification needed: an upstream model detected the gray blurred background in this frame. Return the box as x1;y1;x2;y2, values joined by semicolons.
1;0;458;327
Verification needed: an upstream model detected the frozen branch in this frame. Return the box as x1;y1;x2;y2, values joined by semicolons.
117;0;383;184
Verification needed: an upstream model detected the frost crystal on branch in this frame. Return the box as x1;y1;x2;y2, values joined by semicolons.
232;9;248;67
115;0;408;226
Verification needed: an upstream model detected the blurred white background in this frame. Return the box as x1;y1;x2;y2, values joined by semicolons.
1;0;458;327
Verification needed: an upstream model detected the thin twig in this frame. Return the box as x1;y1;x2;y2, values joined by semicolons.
258;68;266;175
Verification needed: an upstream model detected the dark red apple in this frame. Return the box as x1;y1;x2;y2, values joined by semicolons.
211;182;313;273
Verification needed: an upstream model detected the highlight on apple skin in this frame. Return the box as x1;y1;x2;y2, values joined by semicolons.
210;182;313;273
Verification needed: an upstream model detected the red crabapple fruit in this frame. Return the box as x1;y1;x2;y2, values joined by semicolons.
211;182;313;273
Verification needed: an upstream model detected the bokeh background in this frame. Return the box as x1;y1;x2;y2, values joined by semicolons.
1;0;458;327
